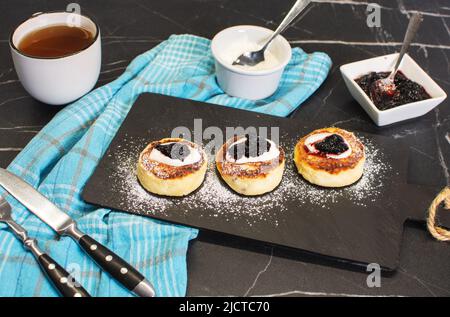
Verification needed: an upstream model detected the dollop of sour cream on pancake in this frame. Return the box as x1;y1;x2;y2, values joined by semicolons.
226;137;280;163
149;142;202;166
305;132;352;159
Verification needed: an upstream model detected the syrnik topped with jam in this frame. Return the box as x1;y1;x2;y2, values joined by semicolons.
355;71;430;110
137;137;208;197
294;127;366;188
216;134;286;196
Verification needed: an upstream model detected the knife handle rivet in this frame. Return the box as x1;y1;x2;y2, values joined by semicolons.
74;293;82;297
90;244;98;251
60;277;68;284
120;268;128;274
48;263;56;270
105;255;113;262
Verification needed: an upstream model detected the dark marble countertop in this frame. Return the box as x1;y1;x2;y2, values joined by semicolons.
1;0;449;296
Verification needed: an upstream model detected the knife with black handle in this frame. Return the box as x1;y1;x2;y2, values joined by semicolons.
74;231;154;295
0;168;156;297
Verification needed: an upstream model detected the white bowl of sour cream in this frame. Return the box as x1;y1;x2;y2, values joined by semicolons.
211;25;292;100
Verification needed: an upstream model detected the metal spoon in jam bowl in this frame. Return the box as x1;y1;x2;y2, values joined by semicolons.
369;12;423;105
232;0;311;67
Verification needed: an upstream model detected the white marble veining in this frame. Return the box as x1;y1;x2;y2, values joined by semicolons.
392;129;421;139
397;268;450;296
288;39;450;50
434;109;449;185
410;146;436;161
0;68;12;79
103;39;163;46
100;66;127;75
315;0;450;18
0;96;31;107
0;125;43;130
0;125;42;135
0;79;19;87
243;248;273;297
253;290;403;297
0;148;23;152
104;59;129;66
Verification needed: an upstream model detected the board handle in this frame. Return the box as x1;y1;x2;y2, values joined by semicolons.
426;187;450;241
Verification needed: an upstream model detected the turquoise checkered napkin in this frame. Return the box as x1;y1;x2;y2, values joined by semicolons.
0;34;331;297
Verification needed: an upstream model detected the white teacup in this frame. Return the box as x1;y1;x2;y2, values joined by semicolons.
9;11;101;105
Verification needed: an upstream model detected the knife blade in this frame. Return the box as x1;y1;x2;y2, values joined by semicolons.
0;169;74;234
0;168;156;297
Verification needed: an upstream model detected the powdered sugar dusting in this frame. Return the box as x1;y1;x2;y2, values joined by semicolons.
110;135;392;226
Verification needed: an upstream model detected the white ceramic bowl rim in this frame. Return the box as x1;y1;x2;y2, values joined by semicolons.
211;25;292;76
9;11;100;60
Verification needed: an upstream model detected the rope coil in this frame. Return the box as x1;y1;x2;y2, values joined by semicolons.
427;187;450;242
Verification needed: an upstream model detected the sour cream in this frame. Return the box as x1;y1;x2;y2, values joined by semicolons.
225;137;280;163
149;142;202;166
222;41;281;71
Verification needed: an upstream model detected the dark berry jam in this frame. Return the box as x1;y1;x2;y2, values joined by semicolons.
228;134;271;161
355;71;430;110
155;142;190;161
314;134;349;155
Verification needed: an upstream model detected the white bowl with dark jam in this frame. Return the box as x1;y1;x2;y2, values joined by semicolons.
340;53;447;126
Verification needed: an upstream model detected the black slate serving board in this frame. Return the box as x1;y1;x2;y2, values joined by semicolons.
83;93;414;270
